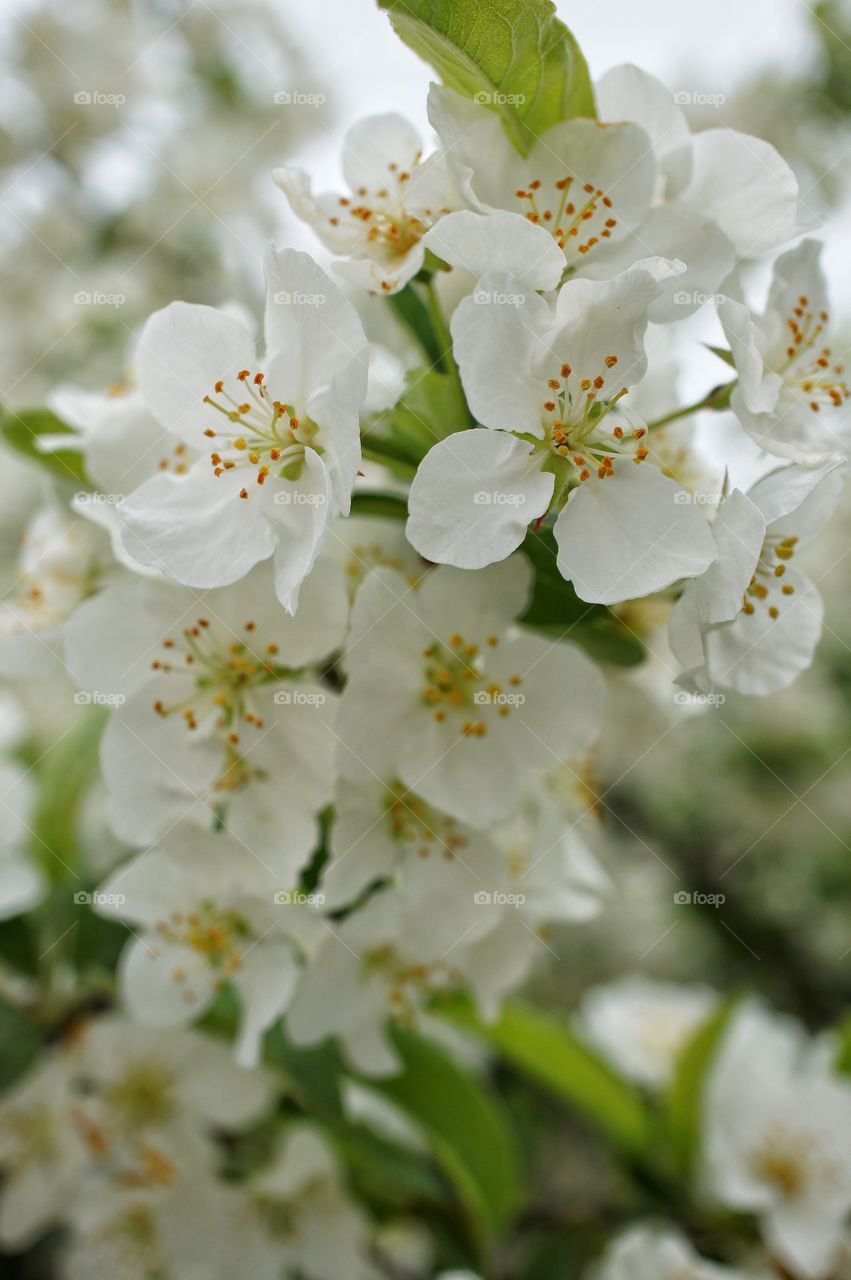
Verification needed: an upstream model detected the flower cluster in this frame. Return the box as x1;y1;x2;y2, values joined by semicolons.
0;7;849;1278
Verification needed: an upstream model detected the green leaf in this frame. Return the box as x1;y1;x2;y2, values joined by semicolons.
265;1026;347;1125
0;405;90;486
334;1121;451;1209
29;708;107;882
373;364;471;465
519;527;645;667
370;1025;523;1242
0;999;41;1094
835;1012;851;1077
387;284;446;368
705;344;736;368
439;997;652;1154
349;491;409;521
378;0;595;155
665;994;741;1176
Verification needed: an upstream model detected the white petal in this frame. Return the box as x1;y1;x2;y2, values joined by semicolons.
232;943;299;1068
423;211;564;291
678;129;801;256
268;449;334;614
718;297;782;414
262;246;368;407
119;462;276;587
554;463;717;604
406;430;552;569
749;460;844;539
706;567;823;696
596;64;692;196
694;489;766;625
341;114;422;194
272;167;365;254
451;276;552;434
137;302;256;444
120;935;214;1028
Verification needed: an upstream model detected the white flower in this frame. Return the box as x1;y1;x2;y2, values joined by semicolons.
594;1223;748;1280
670;462;844;696
96;825;324;1067
575;975;718;1089
719;240;851;462
336;556;606;828
117;246;368;613
0;506;100;677
406;263;717;603
251;1124;372;1280
64;558;346;871
702;1002;851;1280
274;113;460;295
0;1058;86;1248
596;64;804;258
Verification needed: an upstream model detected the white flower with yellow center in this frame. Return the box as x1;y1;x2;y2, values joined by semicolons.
670;462;844;697
575;975;719;1089
96;826;324;1068
406;263;717;604
0;1058;86;1249
64;558;346;872
719;240;851;463
117;246;367;613
0;505;101;678
336;556;606;829
274;113;460;295
702;1002;851;1280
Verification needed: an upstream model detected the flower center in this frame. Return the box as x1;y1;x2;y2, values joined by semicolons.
362;944;461;1024
202;369;320;498
420;632;523;738
780;296;849;414
515;176;618;260
538;355;647;482
157;903;250;979
104;1062;175;1129
741;535;798;620
384;782;469;860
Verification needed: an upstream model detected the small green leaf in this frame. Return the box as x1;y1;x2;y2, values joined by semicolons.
370;1025;523;1242
519;527;646;667
378;0;595;154
334;1122;451;1208
439;997;652;1154
265;1026;347;1125
0;405;89;486
705;344;736;368
0;1000;41;1094
665;993;741;1176
373;364;471;465
387;284;446;368
349;491;409;521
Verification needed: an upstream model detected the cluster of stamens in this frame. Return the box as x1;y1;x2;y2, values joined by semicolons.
202;370;316;499
154;903;249;1003
751;1127;839;1200
420;632;523;738
542;355;646;480
325;159;450;289
386;783;469;861
514;176;617;258
782;297;849;414
363;944;461;1025
742;535;798;620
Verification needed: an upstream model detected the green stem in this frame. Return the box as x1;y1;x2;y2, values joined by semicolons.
421;275;474;426
647;380;736;431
